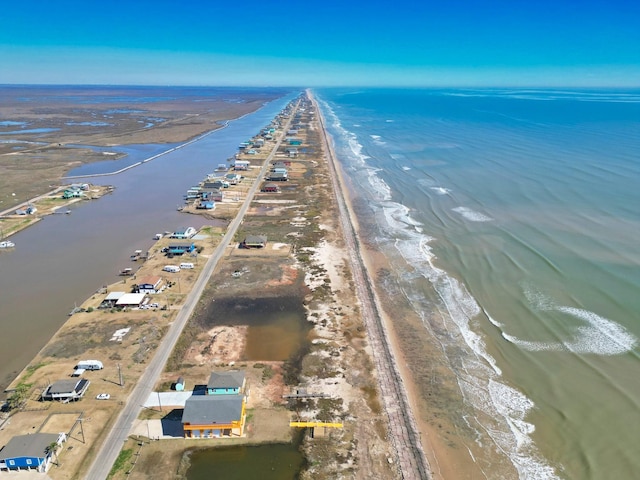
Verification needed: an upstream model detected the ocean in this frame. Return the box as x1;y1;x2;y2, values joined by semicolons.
315;88;640;480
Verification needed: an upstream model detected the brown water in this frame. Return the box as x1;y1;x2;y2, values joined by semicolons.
200;296;311;361
185;438;305;480
0;93;297;395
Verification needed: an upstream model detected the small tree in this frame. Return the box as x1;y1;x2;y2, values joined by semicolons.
46;441;59;466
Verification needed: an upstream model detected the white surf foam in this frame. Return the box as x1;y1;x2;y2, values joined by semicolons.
401;166;411;171
430;186;451;195
505;287;638;356
316;94;560;479
453;206;493;222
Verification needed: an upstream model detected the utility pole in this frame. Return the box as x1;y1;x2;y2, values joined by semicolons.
117;364;124;387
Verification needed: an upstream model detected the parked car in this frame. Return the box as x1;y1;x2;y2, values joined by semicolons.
96;393;110;400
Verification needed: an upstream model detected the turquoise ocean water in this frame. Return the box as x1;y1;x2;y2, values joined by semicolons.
315;88;640;480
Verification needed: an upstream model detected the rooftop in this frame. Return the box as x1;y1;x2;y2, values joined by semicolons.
182;395;244;425
207;370;246;389
0;433;60;461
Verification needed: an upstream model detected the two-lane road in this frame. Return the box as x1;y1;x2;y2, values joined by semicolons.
85;100;297;480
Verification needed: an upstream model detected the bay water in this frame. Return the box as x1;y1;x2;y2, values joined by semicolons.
315;88;640;479
0;89;297;393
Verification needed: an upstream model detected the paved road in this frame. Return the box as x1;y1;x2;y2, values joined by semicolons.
312;92;431;480
84;100;297;480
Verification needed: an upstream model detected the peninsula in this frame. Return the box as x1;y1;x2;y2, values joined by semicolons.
0;89;436;480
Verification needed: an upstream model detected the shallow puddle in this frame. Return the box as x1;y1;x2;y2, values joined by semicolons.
205;296;310;361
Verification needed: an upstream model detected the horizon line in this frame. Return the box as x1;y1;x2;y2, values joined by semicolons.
2;83;640;90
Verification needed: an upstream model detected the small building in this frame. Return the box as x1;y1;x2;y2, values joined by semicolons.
115;293;147;308
287;138;302;145
175;377;185;391
270;167;288;175
261;183;280;193
182;395;246;438
42;379;90;402
136;276;163;294
170;227;197;239
207;371;246;395
240;235;267;249
0;433;66;472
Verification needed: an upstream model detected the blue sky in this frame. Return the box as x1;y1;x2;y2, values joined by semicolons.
1;0;639;87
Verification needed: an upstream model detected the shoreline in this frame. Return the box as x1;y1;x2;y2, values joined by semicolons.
1;91;423;480
312;90;433;478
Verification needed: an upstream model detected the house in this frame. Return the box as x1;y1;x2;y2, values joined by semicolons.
225;173;241;184
270;167;288;175
240;235;267;249
287;138;302;145
261;183;280;193
196;201;215;210
0;433;66;472
115;293;147;308
201;189;224;202
182;395;246;438
285;147;298;158
233;160;250;171
266;171;288;182
165;241;196;255
207;371;246;395
41;379;90;401
62;189;82;199
170;227;197;239
136;276;163;294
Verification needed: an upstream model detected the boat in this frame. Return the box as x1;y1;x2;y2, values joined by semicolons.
0;241;15;248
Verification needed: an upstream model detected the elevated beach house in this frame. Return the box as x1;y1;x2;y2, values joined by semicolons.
0;433;66;472
207;370;246;395
165;241;196;255
266;171;288;181
261;183;280;193
170;227;197;239
240;235;267;249
135;276;163;294
182;395;246;438
41;379;90;402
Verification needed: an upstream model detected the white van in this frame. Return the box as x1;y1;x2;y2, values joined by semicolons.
163;265;181;273
179;262;194;269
